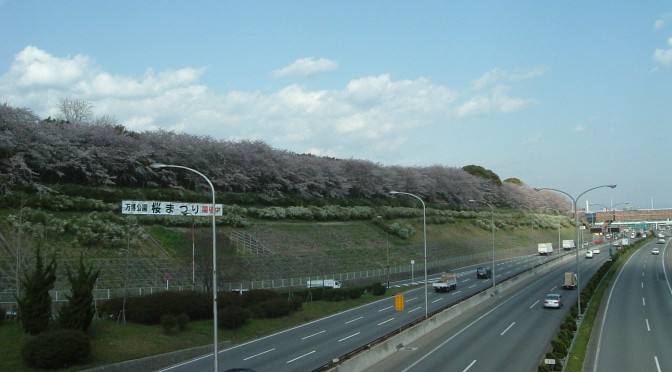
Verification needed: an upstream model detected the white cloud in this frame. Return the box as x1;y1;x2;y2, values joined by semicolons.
271;57;339;78
0;46;540;163
654;13;672;30
470;67;546;90
572;124;585;132
523;133;543;145
456;86;537;118
653;37;672;68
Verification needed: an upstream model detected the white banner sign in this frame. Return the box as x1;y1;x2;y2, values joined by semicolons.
121;200;223;216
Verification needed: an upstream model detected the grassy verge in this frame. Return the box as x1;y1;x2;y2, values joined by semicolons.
0;288;409;370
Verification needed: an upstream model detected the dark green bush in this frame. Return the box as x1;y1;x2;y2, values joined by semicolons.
22;329;91;369
251;298;291;318
239;289;280;307
371;282;387;296
125;291;211;324
219;305;251;330
177;313;190;331
551;338;567;356
161;314;177;334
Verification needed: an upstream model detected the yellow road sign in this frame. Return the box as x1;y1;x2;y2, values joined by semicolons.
395;294;404;311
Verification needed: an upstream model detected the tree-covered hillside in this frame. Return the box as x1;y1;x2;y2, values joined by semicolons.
0;102;568;211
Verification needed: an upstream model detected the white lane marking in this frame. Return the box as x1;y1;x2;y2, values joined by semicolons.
407;296;418;302
530;300;540;309
501;322;515;336
345;316;363;324
646;318;651;332
244;348;275;360
550;285;558;291
463;359;477;371
301;330;325;340
642;282;644;289
408;306;422;313
655;356;661;372
378;318;395;326
286;350;315;364
432;297;444;304
468;284;477;289
451;290;462;295
338;332;360;342
379;305;393;312
642;297;646;307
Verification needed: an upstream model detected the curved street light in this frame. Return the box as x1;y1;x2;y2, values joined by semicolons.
534;184;617;318
389;191;428;319
469;200;496;288
150;163;219;371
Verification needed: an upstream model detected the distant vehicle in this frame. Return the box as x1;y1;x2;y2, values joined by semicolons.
586;251;594;258
592;248;601;254
563;272;578;290
658;233;665;238
307;279;342;289
476;266;492;279
621;238;630;246
433;272;458;292
652;247;660;255
658;238;666;244
630;232;636;239
562;240;576;250
544;294;564;308
538;243;554;255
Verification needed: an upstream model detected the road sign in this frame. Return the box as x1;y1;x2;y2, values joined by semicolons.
395;294;404;311
121;200;223;216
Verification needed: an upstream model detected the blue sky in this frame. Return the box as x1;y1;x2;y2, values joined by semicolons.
1;1;671;210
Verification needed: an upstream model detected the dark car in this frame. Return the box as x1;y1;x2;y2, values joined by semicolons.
476;266;492;279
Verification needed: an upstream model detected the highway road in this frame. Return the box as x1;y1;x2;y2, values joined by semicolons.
589;237;672;372
362;246;612;372
160;251;570;371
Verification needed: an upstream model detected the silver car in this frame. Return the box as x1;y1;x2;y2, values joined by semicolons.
544;294;564;308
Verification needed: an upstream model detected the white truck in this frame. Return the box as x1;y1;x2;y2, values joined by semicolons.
562;240;576;250
538;242;554;255
306;279;342;289
621;238;630;246
432;272;457;293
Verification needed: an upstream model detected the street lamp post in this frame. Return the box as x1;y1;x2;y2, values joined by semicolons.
534;184;617;318
469;200;496;288
150;163;219;371
390;191;428;319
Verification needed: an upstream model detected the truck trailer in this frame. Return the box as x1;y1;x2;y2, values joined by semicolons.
538;243;554;255
432;272;458;292
563;272;578;289
562;240;576;250
306;279;342;289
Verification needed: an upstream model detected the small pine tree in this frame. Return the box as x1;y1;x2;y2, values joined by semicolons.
59;254;100;331
15;247;57;335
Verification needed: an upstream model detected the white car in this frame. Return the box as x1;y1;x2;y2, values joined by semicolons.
658;238;665;244
586;251;594;258
592;248;600;254
652;247;660;255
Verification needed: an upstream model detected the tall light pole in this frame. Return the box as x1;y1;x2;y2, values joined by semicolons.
150;163;219;371
534;184;617;318
469;200;496;288
389;191;428;319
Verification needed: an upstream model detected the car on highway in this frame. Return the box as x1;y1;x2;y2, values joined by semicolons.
658;238;665;244
652;247;660;255
476;266;492;279
586;250;593;258
592;248;600;254
543;294;564;308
